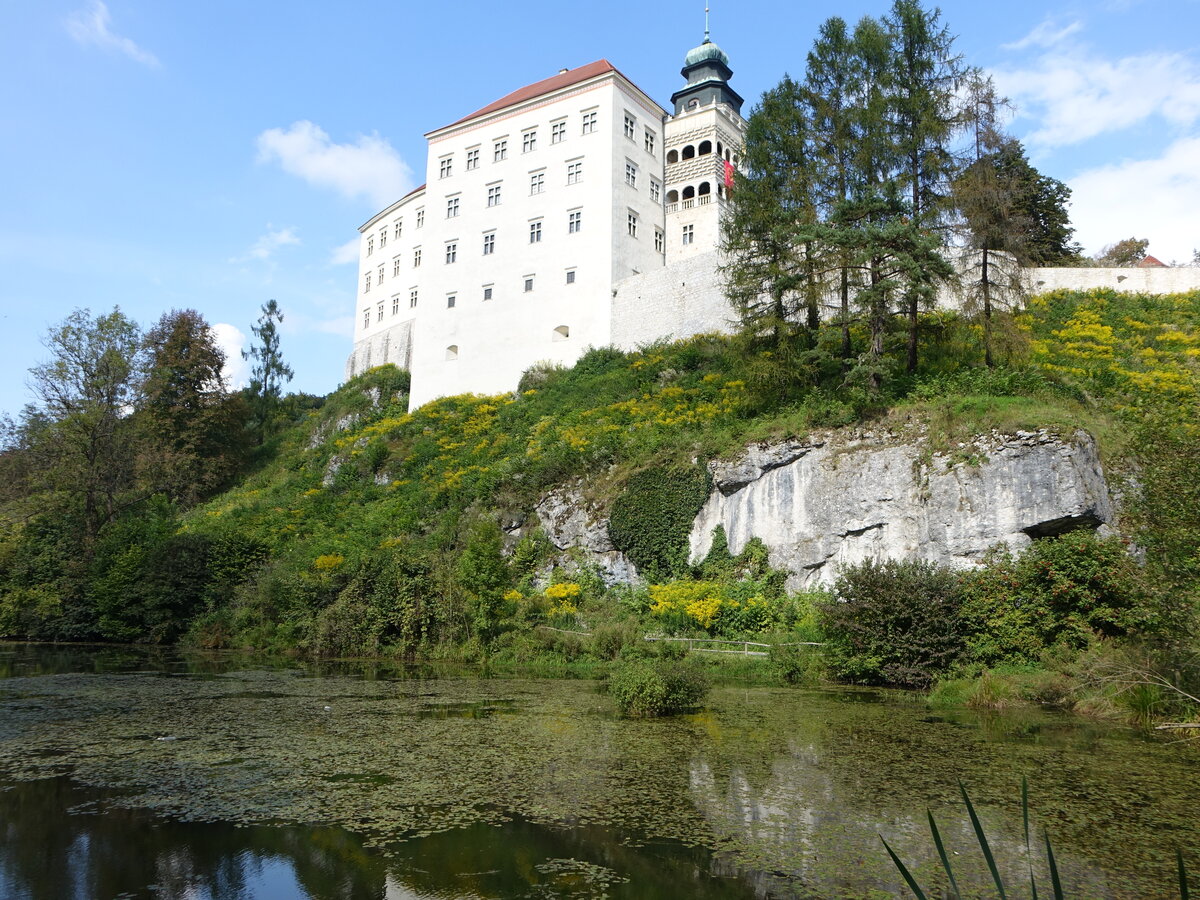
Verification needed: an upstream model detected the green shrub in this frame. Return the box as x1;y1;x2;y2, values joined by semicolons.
961;531;1152;666
608;465;712;581
819;558;966;687
769;643;824;686
608;658;710;716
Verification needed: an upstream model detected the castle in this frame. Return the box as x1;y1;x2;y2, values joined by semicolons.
345;36;1200;409
345;32;747;409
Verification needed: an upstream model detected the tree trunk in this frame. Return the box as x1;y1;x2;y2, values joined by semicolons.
982;248;993;367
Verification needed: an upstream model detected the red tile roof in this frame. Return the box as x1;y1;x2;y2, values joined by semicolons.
438;60;618;131
1136;254;1167;267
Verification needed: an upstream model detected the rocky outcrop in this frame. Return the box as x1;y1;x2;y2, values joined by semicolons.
534;485;639;584
689;429;1115;589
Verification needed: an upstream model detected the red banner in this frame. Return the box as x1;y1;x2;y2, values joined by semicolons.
724;159;734;191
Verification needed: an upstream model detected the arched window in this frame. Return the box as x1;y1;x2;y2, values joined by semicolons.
688;98;700;110
445;345;458;361
682;185;696;199
553;325;570;341
698;140;712;155
666;189;679;204
682;144;696;160
666;149;679;164
717;184;725;198
698;181;711;195
724;148;731;161
717;141;723;156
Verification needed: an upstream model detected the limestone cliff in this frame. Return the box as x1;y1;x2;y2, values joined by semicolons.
689;428;1114;589
536;428;1115;589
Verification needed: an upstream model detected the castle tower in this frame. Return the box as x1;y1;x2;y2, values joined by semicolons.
663;25;746;264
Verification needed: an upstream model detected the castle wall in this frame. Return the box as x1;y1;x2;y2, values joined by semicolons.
610;250;733;348
1026;266;1200;295
345;320;414;381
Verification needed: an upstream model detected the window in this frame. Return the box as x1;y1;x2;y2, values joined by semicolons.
409;289;418;308
362;308;369;328
394;220;402;240
376;302;384;322
667;149;679;164
379;228;387;248
655;228;664;253
378;265;384;284
581;110;597;134
524;276;534;292
682;144;695;160
482;233;495;255
522;130;537;153
566;161;582;184
416;209;424;228
367;237;374;256
529;221;542;243
568;210;581;233
365;272;372;292
447;295;456;309
393;257;401;276
625;162;637;188
493;139;507;162
439;157;452;178
445;345;458;361
627;212;638;238
413;247;422;267
529;172;544;194
645;129;656;155
446;197;459;218
466;148;480;170
623;113;636;139
445;242;457;263
392;296;400;315
483;285;493;301
698;140;712;155
565;269;576;284
553;325;570;341
682;224;694;245
487;184;502;206
649;178;661;203
551;121;566;143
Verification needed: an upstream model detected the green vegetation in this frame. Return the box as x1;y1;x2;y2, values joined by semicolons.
607;657;711;716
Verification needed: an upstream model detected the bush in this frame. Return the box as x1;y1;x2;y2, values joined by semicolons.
769;643;824;686
818;558;966;687
961;531;1153;666
608;658;710;716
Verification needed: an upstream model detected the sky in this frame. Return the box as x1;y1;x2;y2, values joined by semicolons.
2;0;1198;418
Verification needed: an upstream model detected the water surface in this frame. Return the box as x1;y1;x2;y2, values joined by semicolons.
0;643;1196;898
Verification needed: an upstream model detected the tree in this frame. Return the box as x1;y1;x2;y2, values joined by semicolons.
721;77;830;396
953;73;1028;366
805;16;860;365
885;0;964;373
242;299;294;438
139;309;248;503
26;308;145;543
1094;237;1150;267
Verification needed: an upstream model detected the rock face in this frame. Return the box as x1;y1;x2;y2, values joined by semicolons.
535;485;639;584
689;429;1114;589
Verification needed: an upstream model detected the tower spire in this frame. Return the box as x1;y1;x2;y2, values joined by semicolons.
704;4;710;42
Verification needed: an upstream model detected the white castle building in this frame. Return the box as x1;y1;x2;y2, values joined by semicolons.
346;34;748;408
345;36;1200;409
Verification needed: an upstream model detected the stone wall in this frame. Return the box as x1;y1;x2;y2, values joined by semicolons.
610;250;734;349
344;320;414;381
1026;266;1200;295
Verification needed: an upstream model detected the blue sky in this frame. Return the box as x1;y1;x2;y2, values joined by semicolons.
2;0;1198;418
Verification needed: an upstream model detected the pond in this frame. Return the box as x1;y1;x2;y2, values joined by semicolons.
0;642;1196;899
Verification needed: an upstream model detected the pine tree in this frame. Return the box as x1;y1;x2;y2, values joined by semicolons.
242;299;294;439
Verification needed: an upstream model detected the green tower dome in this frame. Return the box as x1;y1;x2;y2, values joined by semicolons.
684;39;729;68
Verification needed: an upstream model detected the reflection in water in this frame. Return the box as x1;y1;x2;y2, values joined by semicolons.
0;643;1197;899
0;777;755;900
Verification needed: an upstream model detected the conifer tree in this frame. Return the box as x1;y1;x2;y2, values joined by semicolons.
242;299;294;439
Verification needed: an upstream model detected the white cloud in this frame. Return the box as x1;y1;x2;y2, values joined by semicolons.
65;1;159;67
1068;136;1200;263
330;238;360;266
256;121;413;207
230;225;300;263
994;40;1200;147
1002;18;1082;51
211;323;250;389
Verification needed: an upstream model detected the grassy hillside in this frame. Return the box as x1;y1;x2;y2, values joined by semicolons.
1;290;1197;702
